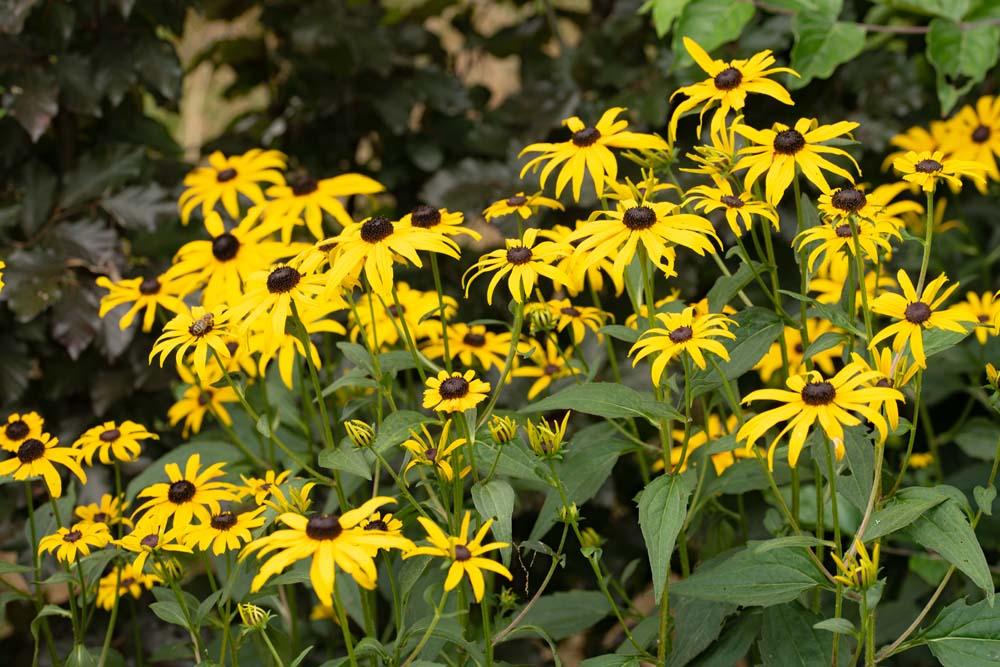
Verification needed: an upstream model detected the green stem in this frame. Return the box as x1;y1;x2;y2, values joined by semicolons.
25;485;59;667
401;588;449;666
97;559;122;667
916;190;935;294
429;253;453;373
889;371;923;496
476;303;525;429
332;581;358;667
389;286;430;383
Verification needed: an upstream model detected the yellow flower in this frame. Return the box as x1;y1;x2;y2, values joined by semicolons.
525;412;571;459
241;495;413;607
755;320;844;382
542;298;609;344
734;118;860;205
239;603;273;628
422;369;491;413
463;228;570;304
402;420;470;481
510;339;582;400
0;432;86;497
150;306;233;382
653;415;747;475
869;271;974;368
95;274;189;333
168;365;238;438
0;259;4;294
882;121;949;171
483;192;564;222
350;282;455;350
538;224;625;297
909;452;934;470
570;198;718;283
404;511;512;602
630;307;735;384
832;539;880;590
682;113;742;177
399;205;481;241
669;37;796;141
74;420;158;466
344;420;376;448
75;494;129;528
954;291;1000;344
849;349;918;432
96;561;160;611
1;411;45;452
319;215;459;298
488;415;518;445
986;363;998;390
809;257;895;311
230;264;332;339
519;107;668;201
624;291;682;329
795;216;898;273
250;303;345;388
184;506;268;555
737;362;903;468
264;172;385;240
263;480;316;515
358;511;406;554
39;522;111;563
421;323;523;373
116;517;192;573
816;182;921;229
892;150;986;192
939;96;1000;188
179;149;286;224
240;470;292;505
684;176;779;237
134;454;238;531
167;210;295;307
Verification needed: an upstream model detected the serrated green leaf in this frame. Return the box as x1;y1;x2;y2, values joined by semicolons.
522;382;682;423
790;15;866;90
472;479;515;566
863;485;950;540
903;499;993;598
515;590;610;640
760;602;848;666
639;473;693;600
690;307;783;398
373;410;434;454
926;18;1000;113
920;597;1000;666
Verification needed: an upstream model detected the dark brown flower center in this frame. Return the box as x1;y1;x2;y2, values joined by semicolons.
226;341;239;355
669;326;694;343
713;67;743;90
305;514;343;541
622;206;656;230
188;314;215;337
266;266;301;294
571;127;601;147
5;420;30;441
505;195;527;207
365;519;388;531
210;512;238;530
212;233;240;261
720;195;744;208
463;333;486;347
17;438;45;463
167;480;196;504
63;530;82;543
216;168;237;183
972;125;991;143
139;278;161;295
801;381;836;405
506;246;533;264
410;205;441;228
360;216;394;243
290;175;318;196
198;391;212;406
140;534;159;548
454;544;472;561
904;301;931;324
831;188;867;212
543;363;560;375
439;377;470;399
875;378;893;388
425;448;438;461
120;577;135;588
915;159;942;173
93;512;108;523
99;428;121;442
835;224;853;238
561;307;581;317
386;304;403;317
773;129;806;155
978;314;990;323
794;343;804;354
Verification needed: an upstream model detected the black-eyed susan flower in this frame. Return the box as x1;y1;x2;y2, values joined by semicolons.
168;365;238;438
809;257;895;311
908;452;934;470
652;414;747;475
869;271;974;368
683;114;742;177
892;150;986;192
0;433;86;497
402;420;470;481
344;420;375;448
264;172;385;240
955;291;1000;344
849;349;918;432
544;298;608;344
399;204;481;241
262;480;316;515
150;305;233;382
525;412;571;459
358;511;405;551
96;562;160;611
630;307;735;384
116;517;192;574
422;370;490;413
350;282;454;350
95;273;189;333
882;122;948;171
422;323;522;373
463;228;570;304
241;494;413;607
669;37;796;141
179;149;286;224
134;454;238;530
539;224;625;297
230;264;332;338
940;96;1000;188
685;176;779;238
519;107;668;201
755;320;844;382
404;511;512;602
511;339;583;400
570;199;719;283
483;192;564;222
816;182;921;230
1;411;44;452
184;506;267;555
75;494;129;528
737;362;904;468
795;216;898;273
168;210;294;307
240;470;291;505
39;522;111;563
734;118;860;205
74;420;158;466
832;539;880;590
320;215;460;298
250;304;345;388
488;415;518;445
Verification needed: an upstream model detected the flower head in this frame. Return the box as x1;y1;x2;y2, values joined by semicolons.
525;412;571;459
96;274;188;332
832;540;880;590
184;506;268;555
96;561;160;611
0;432;86;497
463;229;570;304
630;307;736;384
488;415;518;445
511;339;583;400
939;96;1000;190
75;494;130;528
134;454;239;531
422;370;491;413
483;192;563;221
892;150;986;192
684;176;779;237
344;420;376;448
179;149;286;224
422;323;525;373
399;205;481;241
1;411;44;452
39;522;111;563
168;364;238;438
264;171;385;240
149;306;233;382
240;470;292;505
74;420;158;466
755;320;844;382
402;420;470;481
229;264;332;338
955;291;1000;344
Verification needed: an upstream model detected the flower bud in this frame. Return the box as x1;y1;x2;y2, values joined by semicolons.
345;419;375;448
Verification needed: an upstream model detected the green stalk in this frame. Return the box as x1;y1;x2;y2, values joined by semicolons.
429;253;453;372
401;589;449;666
475;302;525;429
25;484;60;667
916;190;935;294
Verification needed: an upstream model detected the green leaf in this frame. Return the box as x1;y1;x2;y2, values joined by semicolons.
863;486;949;540
150;600;190;628
9;66;58;142
689;307;782;398
671;0;756;68
790;12;866;90
691;611;761;666
888;0;971;21
751;535;837;554
31;604;72;642
318;446;373;481
759;602;846;666
515;590;610;640
669;596;737;666
973;485;996;516
60;146;144;208
642;0;692;37
803;332;846;362
19;160;56;234
920;597;1000;666
373;410;434;454
639;473;693;601
101;184;175;232
471;479;515;566
903;499;994;598
472;439;544;482
955;418;1000;460
926;18;1000;113
65;645;99;667
836;427;875;513
672;543;825;606
814;617;856;634
522;382;682;423
600;324;640;344
707;259;766;313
